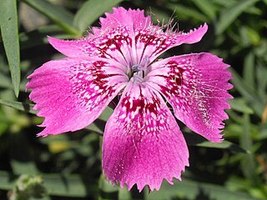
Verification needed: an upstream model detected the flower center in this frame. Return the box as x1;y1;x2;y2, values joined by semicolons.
129;64;146;82
128;56;151;81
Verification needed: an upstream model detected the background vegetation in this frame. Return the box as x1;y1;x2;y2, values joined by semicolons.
0;0;267;199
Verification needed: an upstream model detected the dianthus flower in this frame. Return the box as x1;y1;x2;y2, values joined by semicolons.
27;7;232;191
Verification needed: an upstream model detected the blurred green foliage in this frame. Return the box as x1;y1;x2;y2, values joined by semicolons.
0;0;267;199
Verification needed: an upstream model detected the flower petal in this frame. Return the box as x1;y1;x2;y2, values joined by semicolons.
147;53;232;142
102;80;189;191
96;7;153;65
48;8;149;65
27;58;128;136
47;36;93;58
49;23;136;68
134;23;208;64
47;8;152;68
48;8;207;70
98;7;152;33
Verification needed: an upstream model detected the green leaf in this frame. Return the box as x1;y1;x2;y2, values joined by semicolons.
98;106;113;121
86;106;113;134
86;123;103;134
243;52;255;89
11;160;39;175
230;69;263;117
22;0;80;36
213;0;237;7
118;187;132;200
230;98;254;114
98;174;119;200
240;114;257;183
196;140;248;153
43;174;97;197
73;0;123;34
0;99;35;114
216;0;259;34
0;171;17;190
0;0;21;97
145;179;258;200
256;63;267;102
185;132;247;153
191;0;217;19
246;27;261;45
98;174;136;200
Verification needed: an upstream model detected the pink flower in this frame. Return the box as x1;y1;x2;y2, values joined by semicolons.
27;7;232;191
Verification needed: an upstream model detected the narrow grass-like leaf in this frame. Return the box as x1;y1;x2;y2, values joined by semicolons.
99;175;119;200
196;140;247;153
230;98;254;114
11;160;39;175
0;0;21;97
0;99;35;114
98;106;113;121
213;0;237;7
256;63;267;102
44;175;97;197
73;0;123;34
240;114;258;183
86;124;102;134
230;69;263;117
99;175;134;200
191;0;217;19
216;0;259;34
243;52;255;89
86;106;114;134
118;188;132;200
0;171;17;190
22;0;80;36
